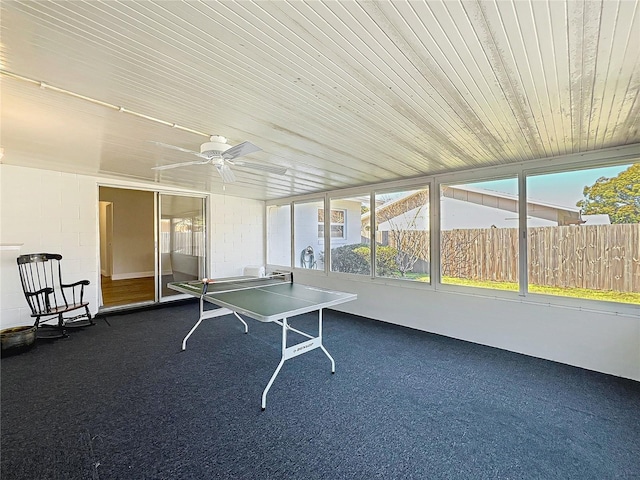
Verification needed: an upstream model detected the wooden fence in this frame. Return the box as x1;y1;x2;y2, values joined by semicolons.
386;224;640;293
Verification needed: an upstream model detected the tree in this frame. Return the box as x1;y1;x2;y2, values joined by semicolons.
577;164;640;224
376;190;429;277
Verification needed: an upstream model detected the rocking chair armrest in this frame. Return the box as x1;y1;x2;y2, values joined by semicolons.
61;280;90;288
25;287;54;298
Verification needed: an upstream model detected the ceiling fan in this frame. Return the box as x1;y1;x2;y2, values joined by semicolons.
152;135;287;183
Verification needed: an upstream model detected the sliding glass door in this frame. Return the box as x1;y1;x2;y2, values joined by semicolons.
158;194;207;300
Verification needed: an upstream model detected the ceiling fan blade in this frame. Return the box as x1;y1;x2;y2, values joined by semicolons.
230;161;288;176
152;159;210;170
222;141;261;160
216;164;236;183
151;141;201;156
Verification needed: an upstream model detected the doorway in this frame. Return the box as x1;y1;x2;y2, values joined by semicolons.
99;188;155;307
98;187;207;308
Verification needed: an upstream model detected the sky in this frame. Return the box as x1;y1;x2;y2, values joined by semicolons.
468;163;633;209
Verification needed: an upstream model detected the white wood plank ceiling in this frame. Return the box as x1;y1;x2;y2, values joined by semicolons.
1;1;638;200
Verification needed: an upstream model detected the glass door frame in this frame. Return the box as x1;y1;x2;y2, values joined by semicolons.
157;192;208;303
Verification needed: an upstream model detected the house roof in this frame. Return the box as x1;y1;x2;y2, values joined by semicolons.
363;185;585;226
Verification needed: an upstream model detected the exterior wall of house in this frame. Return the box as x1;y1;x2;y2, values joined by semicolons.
293;200;362;269
0;164;264;329
293;201;323;269
209;193;264;277
329;199;362;246
266;204;291;266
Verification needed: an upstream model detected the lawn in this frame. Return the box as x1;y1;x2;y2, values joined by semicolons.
403;274;640;305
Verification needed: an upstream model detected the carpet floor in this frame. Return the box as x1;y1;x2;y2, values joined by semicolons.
2;303;639;479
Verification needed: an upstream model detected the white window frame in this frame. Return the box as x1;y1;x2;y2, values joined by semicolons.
318;208;346;240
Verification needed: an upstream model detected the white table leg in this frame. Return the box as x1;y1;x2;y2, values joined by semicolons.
261;317;289;410
181;296;238;350
261;311;336;410
318;309;335;373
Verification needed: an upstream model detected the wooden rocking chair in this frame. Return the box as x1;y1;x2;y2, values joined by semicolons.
17;253;94;339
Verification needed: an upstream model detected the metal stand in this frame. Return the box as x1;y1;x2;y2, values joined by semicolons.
181;295;248;351
261;309;335;410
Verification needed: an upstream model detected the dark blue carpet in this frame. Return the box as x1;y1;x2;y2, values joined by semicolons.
2;303;639;479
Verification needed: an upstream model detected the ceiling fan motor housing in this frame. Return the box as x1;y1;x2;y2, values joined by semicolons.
200;135;231;157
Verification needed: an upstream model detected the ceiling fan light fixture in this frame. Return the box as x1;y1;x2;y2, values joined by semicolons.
200;135;231;157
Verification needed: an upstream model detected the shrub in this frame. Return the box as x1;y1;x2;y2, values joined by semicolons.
331;243;370;274
330;243;400;276
376;245;399;276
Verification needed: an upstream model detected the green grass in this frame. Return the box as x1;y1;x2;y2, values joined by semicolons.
441;277;640;305
391;272;640;305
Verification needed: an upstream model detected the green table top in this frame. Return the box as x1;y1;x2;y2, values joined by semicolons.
168;279;356;322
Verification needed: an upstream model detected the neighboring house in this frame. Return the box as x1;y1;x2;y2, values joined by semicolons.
291;186;602;270
292;200;363;270
362;186;590;234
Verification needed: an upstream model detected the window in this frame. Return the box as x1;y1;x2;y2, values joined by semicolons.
440;178;518;291
267;160;637;309
328;196;370;275
526;163;639;305
293;199;324;269
318;208;346;239
374;187;430;282
267;204;291;267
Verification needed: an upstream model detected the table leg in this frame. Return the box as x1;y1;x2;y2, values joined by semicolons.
181;296;237;351
261;311;336;410
261;317;289;410
233;312;249;333
318;309;335;373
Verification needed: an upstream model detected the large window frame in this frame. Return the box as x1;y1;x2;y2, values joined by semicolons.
265;149;638;315
438;176;519;293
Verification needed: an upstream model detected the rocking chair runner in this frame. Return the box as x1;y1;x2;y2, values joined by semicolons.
17;253;94;339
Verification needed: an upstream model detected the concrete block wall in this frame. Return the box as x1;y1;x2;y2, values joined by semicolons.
1;165;98;327
0;164;265;329
209;193;264;278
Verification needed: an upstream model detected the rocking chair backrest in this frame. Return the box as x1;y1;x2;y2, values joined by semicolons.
17;253;65;316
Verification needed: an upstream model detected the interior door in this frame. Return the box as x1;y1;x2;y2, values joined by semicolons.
158;194;207;300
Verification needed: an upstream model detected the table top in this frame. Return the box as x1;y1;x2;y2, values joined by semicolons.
168;277;357;322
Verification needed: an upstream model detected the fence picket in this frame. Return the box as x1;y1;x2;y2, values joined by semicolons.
434;224;639;293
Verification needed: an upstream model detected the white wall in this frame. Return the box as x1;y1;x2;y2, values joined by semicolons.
266;204;291;266
209;193;264;278
292;200;362;269
291;269;640;382
1;165;99;327
329;199;362;246
0;164;264;329
293;201;323;267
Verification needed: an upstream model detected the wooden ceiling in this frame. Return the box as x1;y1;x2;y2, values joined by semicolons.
1;1;638;200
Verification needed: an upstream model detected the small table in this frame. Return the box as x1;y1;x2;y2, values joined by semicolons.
168;273;357;410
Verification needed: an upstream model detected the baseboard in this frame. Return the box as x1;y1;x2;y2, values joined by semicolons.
111;271;155;280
